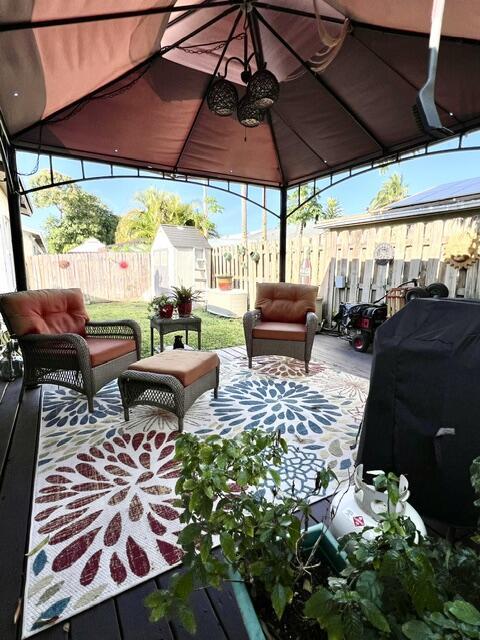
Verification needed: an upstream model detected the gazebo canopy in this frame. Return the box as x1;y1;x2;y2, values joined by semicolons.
1;0;480;188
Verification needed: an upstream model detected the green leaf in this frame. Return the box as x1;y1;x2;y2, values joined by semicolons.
402;620;436;640
271;582;289;619
177;603;197;634
446;600;480;626
200;536;212;563
356;571;383;608
269;468;281;487
304;587;332;622
428;612;457;630
174;572;194;600
360;599;390;633
220;533;236;563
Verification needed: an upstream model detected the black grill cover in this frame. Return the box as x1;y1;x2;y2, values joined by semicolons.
357;298;480;527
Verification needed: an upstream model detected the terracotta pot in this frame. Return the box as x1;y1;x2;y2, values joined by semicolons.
177;301;192;317
159;304;174;319
216;275;233;291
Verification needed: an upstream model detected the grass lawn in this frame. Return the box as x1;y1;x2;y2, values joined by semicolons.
87;302;245;358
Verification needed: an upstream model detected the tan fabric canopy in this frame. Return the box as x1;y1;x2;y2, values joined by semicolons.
1;0;480;187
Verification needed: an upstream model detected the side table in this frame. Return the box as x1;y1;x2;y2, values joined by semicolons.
150;315;202;355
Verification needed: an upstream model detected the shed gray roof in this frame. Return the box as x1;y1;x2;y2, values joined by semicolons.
157;224;211;249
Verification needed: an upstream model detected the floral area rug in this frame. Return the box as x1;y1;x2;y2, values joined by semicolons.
23;348;368;637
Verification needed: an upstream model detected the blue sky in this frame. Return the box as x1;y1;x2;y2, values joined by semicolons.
17;129;480;238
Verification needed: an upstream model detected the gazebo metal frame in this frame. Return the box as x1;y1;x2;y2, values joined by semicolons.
2;1;480;292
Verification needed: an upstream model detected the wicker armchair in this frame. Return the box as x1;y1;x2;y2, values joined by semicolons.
243;282;318;373
0;288;141;411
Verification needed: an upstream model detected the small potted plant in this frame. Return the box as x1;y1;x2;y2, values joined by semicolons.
172;286;202;317
148;294;175;319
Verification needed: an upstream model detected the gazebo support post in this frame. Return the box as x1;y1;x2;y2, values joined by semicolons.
0;125;27;291
279;186;288;282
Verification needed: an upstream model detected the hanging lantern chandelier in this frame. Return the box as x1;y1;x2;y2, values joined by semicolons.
248;67;280;109
206;22;279;128
237;95;264;127
207;78;238;117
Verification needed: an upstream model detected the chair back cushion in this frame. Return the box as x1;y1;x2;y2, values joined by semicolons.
0;288;89;337
255;282;318;323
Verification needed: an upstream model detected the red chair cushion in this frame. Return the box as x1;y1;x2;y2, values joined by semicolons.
252;321;307;342
255;283;317;323
0;288;89;337
86;338;137;367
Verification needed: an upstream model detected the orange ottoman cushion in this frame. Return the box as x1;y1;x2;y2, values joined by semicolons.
253;321;307;342
128;351;219;387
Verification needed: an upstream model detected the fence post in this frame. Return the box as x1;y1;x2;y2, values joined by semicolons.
279;186;287;282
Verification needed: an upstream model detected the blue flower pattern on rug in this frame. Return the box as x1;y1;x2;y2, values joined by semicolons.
42;382;122;429
212;377;343;436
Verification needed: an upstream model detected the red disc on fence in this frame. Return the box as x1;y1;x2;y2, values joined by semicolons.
59;260;70;269
119;260;129;269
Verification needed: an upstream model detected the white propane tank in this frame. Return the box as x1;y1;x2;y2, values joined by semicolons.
329;465;427;542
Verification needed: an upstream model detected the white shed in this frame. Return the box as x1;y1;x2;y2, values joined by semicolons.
151;224;211;296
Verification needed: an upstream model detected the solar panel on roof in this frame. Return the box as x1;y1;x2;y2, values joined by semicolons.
389;176;480;210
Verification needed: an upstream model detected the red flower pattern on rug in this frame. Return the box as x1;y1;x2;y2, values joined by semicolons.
25;430;183;636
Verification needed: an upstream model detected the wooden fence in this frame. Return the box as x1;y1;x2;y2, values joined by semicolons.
26;252;151;302
211;211;480;322
24;211;480;318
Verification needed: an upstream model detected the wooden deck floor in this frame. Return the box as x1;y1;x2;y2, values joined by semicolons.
0;340;368;640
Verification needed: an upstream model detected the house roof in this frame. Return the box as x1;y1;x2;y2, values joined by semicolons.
318;176;480;229
156;224;211;249
3;1;480;187
22;225;47;252
388;176;480;210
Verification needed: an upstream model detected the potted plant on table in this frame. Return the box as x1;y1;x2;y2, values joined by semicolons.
145;430;480;639
148;294;175;319
172;285;202;317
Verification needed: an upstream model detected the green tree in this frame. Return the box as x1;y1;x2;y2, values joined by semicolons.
288;186;340;235
323;197;342;219
30;170;118;253
115;187;217;246
369;172;408;213
287;186;322;236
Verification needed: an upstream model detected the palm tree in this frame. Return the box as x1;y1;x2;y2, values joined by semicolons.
369;173;408;213
287;187;341;235
115;188;216;246
323;197;342;219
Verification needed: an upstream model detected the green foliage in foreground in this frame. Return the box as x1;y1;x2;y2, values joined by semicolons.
144;429;480;639
86;302;244;358
145;430;336;633
304;463;480;639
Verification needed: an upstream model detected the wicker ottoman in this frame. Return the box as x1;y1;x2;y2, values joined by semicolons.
118;350;220;432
